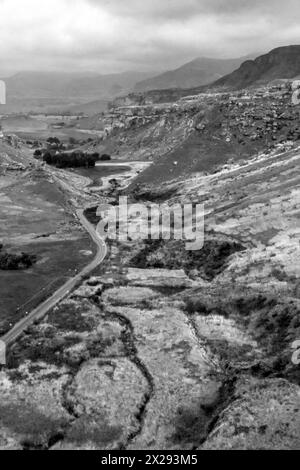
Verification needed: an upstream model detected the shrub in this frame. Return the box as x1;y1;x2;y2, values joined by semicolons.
0;246;36;270
33;149;42;158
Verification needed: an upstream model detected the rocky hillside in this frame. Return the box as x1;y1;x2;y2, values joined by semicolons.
214;45;300;90
98;81;300;188
135;56;253;91
0;134;32;170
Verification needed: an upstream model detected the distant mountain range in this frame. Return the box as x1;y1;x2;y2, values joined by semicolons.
126;46;300;105
134;55;256;91
2;71;154;99
0;70;154;113
213;45;300;90
2;46;300;115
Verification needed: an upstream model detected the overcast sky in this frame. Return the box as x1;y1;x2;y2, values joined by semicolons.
0;0;300;75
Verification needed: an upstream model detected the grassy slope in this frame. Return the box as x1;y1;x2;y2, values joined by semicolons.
0;168;95;333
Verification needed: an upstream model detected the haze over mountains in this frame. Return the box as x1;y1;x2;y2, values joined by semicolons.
0;54;255;114
0;72;149;104
134;55;256;91
3;71;155;99
2;54;255;105
0;70;155;113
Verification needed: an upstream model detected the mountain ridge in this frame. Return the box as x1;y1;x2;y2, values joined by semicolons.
213;45;300;90
135;55;257;91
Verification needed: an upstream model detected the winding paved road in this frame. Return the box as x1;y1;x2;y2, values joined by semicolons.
1;209;107;347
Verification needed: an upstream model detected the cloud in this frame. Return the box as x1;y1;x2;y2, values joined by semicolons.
88;0;300;23
0;0;299;75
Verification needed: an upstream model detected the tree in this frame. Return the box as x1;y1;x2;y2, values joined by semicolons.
100;153;111;161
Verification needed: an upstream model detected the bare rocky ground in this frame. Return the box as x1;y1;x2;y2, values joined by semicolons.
1;245;299;449
0;82;299;450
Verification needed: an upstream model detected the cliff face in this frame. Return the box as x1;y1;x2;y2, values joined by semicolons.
101;97;206;161
0;135;31;171
108;88;191;107
100;80;300;186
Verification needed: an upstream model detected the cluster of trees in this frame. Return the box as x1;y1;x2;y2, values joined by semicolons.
0;244;36;270
33;136;111;168
43;151;100;168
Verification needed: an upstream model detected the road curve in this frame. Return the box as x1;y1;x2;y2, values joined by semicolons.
1;209;107;347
